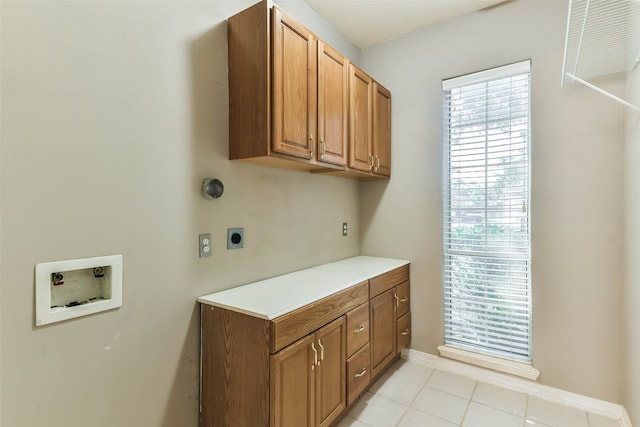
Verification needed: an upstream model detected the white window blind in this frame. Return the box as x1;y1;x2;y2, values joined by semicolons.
442;60;532;363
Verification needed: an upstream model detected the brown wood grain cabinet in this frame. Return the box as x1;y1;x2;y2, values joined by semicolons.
317;41;349;167
345;302;371;406
271;317;346;427
348;64;392;178
369;267;411;380
370;288;398;379
348;64;373;174
346;343;371;405
199;259;410;426
345;302;369;357
271;6;317;160
372;83;392;177
228;1;348;172
228;0;390;179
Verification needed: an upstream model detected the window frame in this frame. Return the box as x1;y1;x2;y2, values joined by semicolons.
441;60;533;364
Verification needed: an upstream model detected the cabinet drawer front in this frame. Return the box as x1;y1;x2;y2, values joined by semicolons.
271;281;369;353
369;264;409;298
396;312;411;351
395;281;410;319
347;343;371;405
346;302;369;357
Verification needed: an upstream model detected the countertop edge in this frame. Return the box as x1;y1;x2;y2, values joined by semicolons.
197;256;410;320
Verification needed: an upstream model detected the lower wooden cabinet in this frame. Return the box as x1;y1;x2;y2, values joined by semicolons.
369;276;411;381
199;261;410;427
270;334;315;427
271;317;346;427
370;288;397;379
315;318;347;427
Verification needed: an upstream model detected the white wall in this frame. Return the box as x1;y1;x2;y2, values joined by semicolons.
624;42;640;424
0;2;361;426
359;0;625;403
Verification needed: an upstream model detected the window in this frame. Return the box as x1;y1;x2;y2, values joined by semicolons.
442;61;531;363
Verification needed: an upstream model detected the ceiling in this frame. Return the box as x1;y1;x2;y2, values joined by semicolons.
302;0;511;48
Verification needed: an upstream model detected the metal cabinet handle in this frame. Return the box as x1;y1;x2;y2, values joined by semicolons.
394;293;399;308
310;134;315;157
399;297;408;303
353;325;365;333
401;329;410;336
368;154;374;170
311;342;318;368
354;368;367;378
320;138;326;159
317;339;324;365
374;155;380;171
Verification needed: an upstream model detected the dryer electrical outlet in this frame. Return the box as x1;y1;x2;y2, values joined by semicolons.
227;228;244;249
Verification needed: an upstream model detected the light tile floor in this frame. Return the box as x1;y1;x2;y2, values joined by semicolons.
337;359;622;427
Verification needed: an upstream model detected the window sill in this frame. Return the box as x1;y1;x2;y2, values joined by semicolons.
437;345;540;381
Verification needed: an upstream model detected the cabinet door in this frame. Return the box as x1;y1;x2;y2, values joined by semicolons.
271;334;315;427
348;64;373;173
370;288;396;379
272;7;317;160
317;41;348;166
315;317;346;427
372;83;391;177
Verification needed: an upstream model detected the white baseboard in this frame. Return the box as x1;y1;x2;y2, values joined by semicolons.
401;348;632;425
622;411;634;427
437;345;540;380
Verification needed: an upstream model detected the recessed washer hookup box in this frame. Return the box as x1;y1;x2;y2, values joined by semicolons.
35;255;123;326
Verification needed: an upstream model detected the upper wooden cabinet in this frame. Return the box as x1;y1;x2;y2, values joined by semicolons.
348;65;373;173
349;64;392;178
272;7;316;160
372;83;391;177
227;0;391;179
317;41;349;167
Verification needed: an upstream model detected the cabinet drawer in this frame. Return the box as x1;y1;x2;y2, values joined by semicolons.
271;280;368;353
369;264;409;298
395;281;410;319
346;302;369;357
396;312;411;351
347;343;371;405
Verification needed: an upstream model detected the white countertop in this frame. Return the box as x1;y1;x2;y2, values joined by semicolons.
197;256;409;320
311;256;409;278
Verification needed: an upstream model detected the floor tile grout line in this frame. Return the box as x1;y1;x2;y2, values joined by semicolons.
470;382;529;419
458;380;478;426
392;364;435;426
348;360;620;427
523;393;529;427
404;368;473;426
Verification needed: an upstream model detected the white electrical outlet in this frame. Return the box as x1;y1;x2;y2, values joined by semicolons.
200;233;212;257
